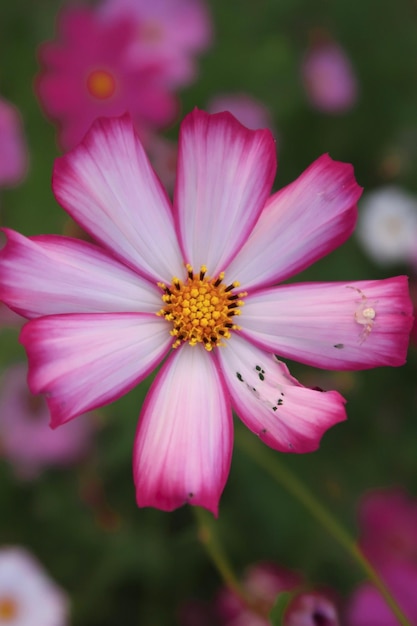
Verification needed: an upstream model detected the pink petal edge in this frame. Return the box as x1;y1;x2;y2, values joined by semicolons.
52;115;184;284
174;108;277;277
216;334;346;453
20;313;171;425
133;344;233;515
226;154;362;289
0;228;161;318
240;277;413;370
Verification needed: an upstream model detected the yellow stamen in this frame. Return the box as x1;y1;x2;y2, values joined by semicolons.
157;265;246;351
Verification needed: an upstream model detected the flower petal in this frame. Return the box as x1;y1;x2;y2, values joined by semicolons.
133;344;233;515
0;228;161;318
52;115;184;284
240;277;413;370
226;154;362;289
174;109;276;276
216;335;346;453
20;313;171;425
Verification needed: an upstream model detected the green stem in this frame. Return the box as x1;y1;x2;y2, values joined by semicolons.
235;426;411;626
192;506;269;619
192;506;246;601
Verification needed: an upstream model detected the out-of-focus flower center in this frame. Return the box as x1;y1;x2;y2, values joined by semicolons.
86;69;116;100
0;596;18;621
157;265;246;351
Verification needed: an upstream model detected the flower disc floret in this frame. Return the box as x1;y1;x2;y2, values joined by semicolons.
157;264;246;351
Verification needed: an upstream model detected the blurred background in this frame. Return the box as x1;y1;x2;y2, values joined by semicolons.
1;0;417;624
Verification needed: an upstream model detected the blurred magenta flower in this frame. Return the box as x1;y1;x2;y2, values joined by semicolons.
36;6;178;151
0;546;69;625
358;489;417;569
346;489;417;625
347;562;417;626
357;187;417;266
0;110;412;514
98;0;212;87
208;93;275;133
0;363;95;479
0;98;28;186
301;41;358;113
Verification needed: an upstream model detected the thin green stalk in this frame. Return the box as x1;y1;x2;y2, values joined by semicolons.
192;506;246;601
192;506;269;619
236;426;411;626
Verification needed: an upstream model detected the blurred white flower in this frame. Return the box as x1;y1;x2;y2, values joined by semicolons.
0;547;69;625
356;186;417;265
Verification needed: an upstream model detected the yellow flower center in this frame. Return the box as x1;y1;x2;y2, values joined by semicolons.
86;69;116;100
157;265;246;351
0;596;18;621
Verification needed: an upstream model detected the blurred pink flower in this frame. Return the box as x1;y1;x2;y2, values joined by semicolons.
36;6;178;151
98;0;212;87
208;93;275;133
216;563;301;625
358;489;417;569
347;562;417;626
0;546;69;625
285;591;340;626
146;134;178;195
301;42;358;114
0;98;28;186
0;110;412;513
345;489;417;625
0;363;95;479
182;562;340;626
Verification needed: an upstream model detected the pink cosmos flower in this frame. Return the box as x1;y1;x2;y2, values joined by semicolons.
98;0;212;87
0;97;28;186
0;110;412;514
36;6;178;151
0;546;69;625
301;42;358;114
0;363;94;479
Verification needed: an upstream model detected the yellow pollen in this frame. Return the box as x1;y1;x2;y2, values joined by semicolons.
86;69;117;100
157;266;246;351
0;596;18;620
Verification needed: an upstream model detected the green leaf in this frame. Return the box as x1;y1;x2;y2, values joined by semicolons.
269;591;292;625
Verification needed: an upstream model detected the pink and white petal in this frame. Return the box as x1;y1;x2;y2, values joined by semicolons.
20;313;171;425
134;344;232;515
0;229;161;318
216;335;346;453
240;277;413;370
53;115;184;284
174;109;276;276
226;154;361;289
